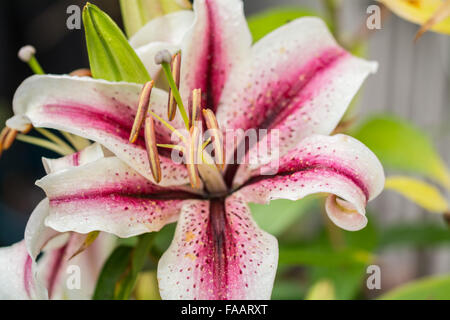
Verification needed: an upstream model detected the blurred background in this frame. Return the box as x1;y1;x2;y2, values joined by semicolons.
0;0;449;299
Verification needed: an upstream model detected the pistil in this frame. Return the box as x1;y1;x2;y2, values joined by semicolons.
155;50;190;130
18;45;44;75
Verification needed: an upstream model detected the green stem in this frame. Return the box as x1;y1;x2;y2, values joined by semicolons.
161;62;190;130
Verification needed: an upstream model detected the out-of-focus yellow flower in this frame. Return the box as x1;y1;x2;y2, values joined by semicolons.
379;0;450;39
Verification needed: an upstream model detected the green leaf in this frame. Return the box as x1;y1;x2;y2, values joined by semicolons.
114;233;156;300
378;223;450;248
250;197;317;236
380;275;450;300
83;3;151;83
93;234;155;300
352;115;450;189
307;219;378;299
279;245;374;267
247;7;325;43
93;246;133;300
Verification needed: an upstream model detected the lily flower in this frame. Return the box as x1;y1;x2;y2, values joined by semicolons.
5;0;384;299
0;144;115;299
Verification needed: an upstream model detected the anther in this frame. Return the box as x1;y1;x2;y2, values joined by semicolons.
202;109;224;169
191;88;202;128
168;52;181;121
144;114;162;183
130;81;154;144
70;69;92;77
3;129;18;150
187;126;201;189
154;50;173;65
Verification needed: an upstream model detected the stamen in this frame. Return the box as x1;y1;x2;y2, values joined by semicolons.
69;69;92;77
202;137;212;150
155;50;189;130
3;129;17;150
202;109;224;170
18;45;44;75
191;88;202;128
148;110;186;144
157;144;185;153
130;81;155;144
35;128;75;154
0;127;10;156
187;126;201;189
15;134;72;156
22;124;33;134
144;115;162;183
167;52;181;121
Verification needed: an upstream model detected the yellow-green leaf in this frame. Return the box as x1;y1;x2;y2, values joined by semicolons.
379;0;450;35
305;279;336;300
247;7;325;43
83;3;151;83
135;271;161;300
352;115;450;189
380;275;450;300
385;176;449;213
119;0;190;38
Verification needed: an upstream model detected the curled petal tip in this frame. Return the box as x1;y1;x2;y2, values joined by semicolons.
130;81;154;144
144;115;162;183
18;45;36;63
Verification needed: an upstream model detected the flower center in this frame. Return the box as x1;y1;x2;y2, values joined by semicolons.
129;50;227;195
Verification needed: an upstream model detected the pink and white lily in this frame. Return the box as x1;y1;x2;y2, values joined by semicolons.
5;0;384;300
0;144;115;299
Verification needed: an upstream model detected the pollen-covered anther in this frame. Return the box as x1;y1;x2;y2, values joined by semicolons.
144;114;162;183
190;88;202;128
167;52;182;121
130;80;154;144
202;109;224;170
187;126;201;189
